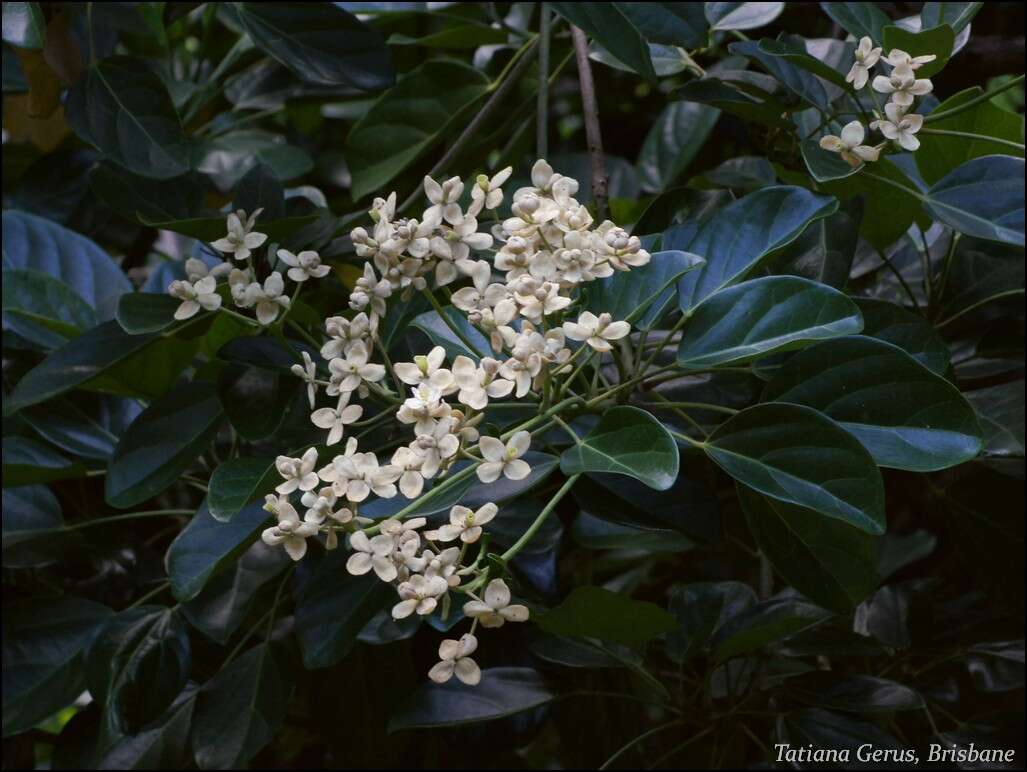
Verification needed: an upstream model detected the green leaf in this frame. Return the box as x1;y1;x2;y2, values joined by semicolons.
389;24;508;49
560;406;679;491
538;586;677;646
704;403;887;534
2;597;112;737
550;4;655;81
345;60;488;199
854;297;950;375
825;157;926;249
410;306;489;361
89;163;207;227
676;276;863;368
882;24;955;78
573;511;693;552
192;643;292;769
233;161;285;220
637;101;720;192
924;155;1025;246
586;250;705;330
730;40;830;111
116;292;184;334
2;484;69;568
97;686;196;770
666;581;757;662
66;56;190;180
966;381;1024;463
389;667;554;731
917;87;1025;186
701;155;777;190
2;3;44;49
763;336;983;471
707;2;784;31
921;2;982;34
86;606;191;734
236;2;393;91
529;635;638;669
768;206;860;289
785;672;924;712
801;137;864;183
106;381;223;508
675;186;839;310
780;708;909;757
196;129;314;191
2;210;131;320
2;436;86;486
2;268;97;348
753;37;853;90
293;549;394;669
166;500;270;602
711;597;830;662
672;78;792;130
739;486;879;613
217;362;300;442
617;3;708;48
208;457;279;522
21;394;137;461
819;2;892;42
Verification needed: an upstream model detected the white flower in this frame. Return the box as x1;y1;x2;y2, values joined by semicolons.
212;209;268;261
469;166;512;215
871;102;925;151
349;263;392;322
397;384;452;436
347;529;399;581
562;311;630;353
261;494;319;561
593;222;650;270
819;121;882;167
412;417;460;478
300;487;352;525
277;249;330;282
275;448;319;494
884;48;937;70
846;36;882;90
327;340;386;395
423;175;465;225
426;503;497;544
244;272;290;325
452;355;513;410
477;431;531;483
421;546;461;587
514;280;572;323
392;573;449;619
394;345;455;392
349;453;401;501
428;633;481;685
168;276;222;320
321;313;371;359
311;392;364;445
462;578;529;628
873;63;932;108
184;257;232;282
291;351;319;408
391;445;427;498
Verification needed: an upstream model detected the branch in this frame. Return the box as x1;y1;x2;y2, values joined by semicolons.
570;25;608;220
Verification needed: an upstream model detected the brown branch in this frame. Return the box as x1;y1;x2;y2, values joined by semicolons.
570;24;608;221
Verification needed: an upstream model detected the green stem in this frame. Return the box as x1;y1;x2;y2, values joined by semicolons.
636;401;738;415
648;726;717;768
600;721;685;770
668;429;707;450
127;581;171;609
60;509;193;532
872;244;922;313
919;127;1025;151
924;75;1024;124
501;474;579;561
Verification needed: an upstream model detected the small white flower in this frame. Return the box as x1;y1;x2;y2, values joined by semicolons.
428;633;481;685
562;311;631;353
426;503;497;544
212;209;267;261
300;486;352;525
347;529;399;581
462;578;529;628
327;340;386;395
469;166;513;215
261;494;319;561
321;313;371;359
873;63;932;108
452;356;513;410
593;221;650;270
412;417;460;478
311;392;364;445
514;280;572;323
421;546;461;587
846;36;882;90
477;431;531;483
277;249;330;282
391;445;427;498
871;102;925;151
397;384;452;436
184;257;233;282
245;272;290;325
291;351;319;408
275;447;319;494
394;346;455;392
423;175;465;225
168;276;222;320
349;263;392;322
883;48;937;70
819;121;882;167
392;573;449;619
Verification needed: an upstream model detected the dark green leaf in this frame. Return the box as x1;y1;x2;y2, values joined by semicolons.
801;137;864;183
779;708;910;765
704;403;886;534
754;36;853;90
854;297;950;375
96;686;196;770
2;436;86;486
551;4;655;81
637;101;720;192
739;486;879;613
560;406;679;491
22;394;137;461
672;77;792;130
586;250;704;330
825;157;926;250
218;362;300;442
389;667;554;731
711;597;830;661
882;24;955;78
966;381;1024;463
233;161;285;220
769;206;860;289
1;484;68;568
538;586;678;646
89;163;207;226
937;237;1024;324
785;672;924;712
573;511;693;552
924;155;1025;246
819;2;892;42
208;457;279;522
618;3;708;48
530;634;638;669
106;381;223;508
921;2;983;33
667;581;757;662
166;500;270;602
730;40;830;111
410;306;489;361
677;276;863;368
196;129;314;191
707;2;784;30
2;268;97;348
116;292;184;334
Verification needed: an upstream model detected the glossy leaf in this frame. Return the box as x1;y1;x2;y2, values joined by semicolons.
2;3;45;49
924;155;1025;246
550;4;655;81
966;381;1025;463
769;207;860;289
881;24;955;79
2;268;97;349
66;56;190;179
855;297;950;375
819;2;891;41
730;40;830;111
764;336;983;471
801;137;863;183
937;237;1025;323
637;101;720;192
676;276;863;368
780;708;908;758
675;186;838;310
739;486;879;613
572;511;693;552
825;157;926;250
707;2;784;30
704;403;887;534
218;363;299;441
2;597;112;737
21;394;138;461
106;381;223;508
389;667;554;731
538;586;678;646
618;3;708;48
116;292;184;334
560;406;679;491
672;77;791;130
410;306;489;361
711;597;831;661
2;435;86;486
89;162;207;227
785;672;924;712
345;60;488;199
586;250;704;330
921;2;983;33
97;687;196;770
166;500;270;602
1;484;66;568
666;581;757;662
208;457;279;522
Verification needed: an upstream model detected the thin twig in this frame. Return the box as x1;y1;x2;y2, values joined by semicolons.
570;25;608;220
537;4;551;158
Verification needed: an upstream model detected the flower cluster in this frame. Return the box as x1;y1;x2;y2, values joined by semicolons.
822;36;935;165
256;159;647;685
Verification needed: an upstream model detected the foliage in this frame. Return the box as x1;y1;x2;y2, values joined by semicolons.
2;2;1024;769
